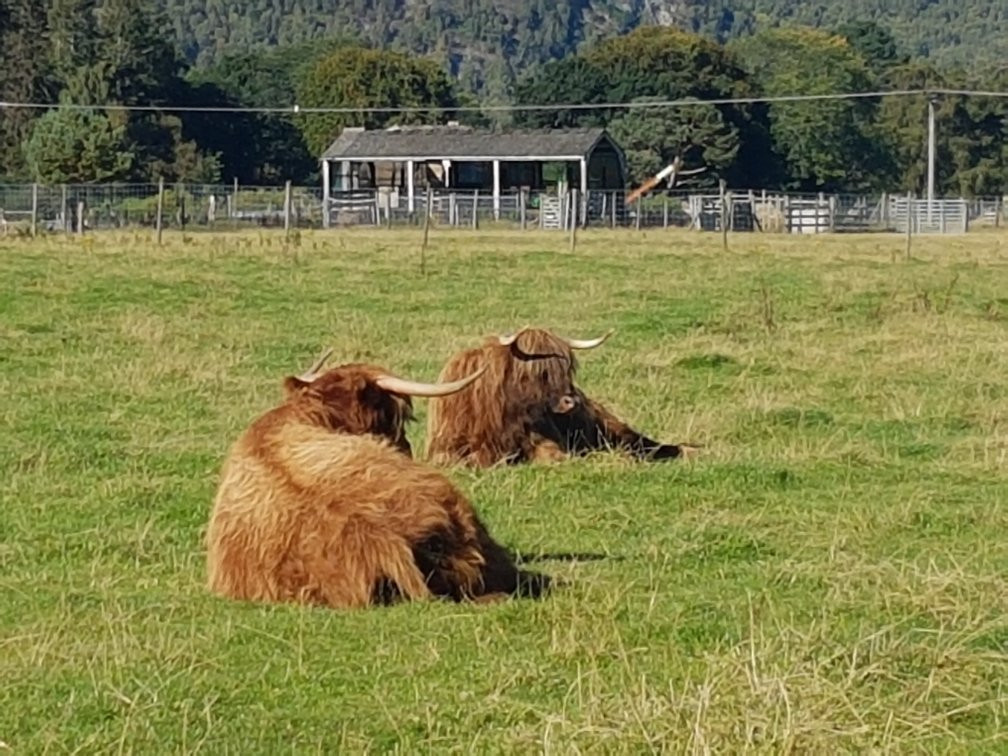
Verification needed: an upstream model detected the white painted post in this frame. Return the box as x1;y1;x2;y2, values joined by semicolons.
406;159;415;215
322;160;331;229
492;160;501;221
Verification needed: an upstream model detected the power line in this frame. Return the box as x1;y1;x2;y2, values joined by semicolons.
0;88;1006;115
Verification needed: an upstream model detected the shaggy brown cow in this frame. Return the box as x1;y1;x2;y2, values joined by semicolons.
426;327;695;467
206;348;548;609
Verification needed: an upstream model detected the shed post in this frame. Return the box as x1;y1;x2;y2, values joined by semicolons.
492;160;501;221
406;159;415;215
322;159;331;229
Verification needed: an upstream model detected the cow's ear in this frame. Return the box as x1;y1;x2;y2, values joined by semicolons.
283;376;311;395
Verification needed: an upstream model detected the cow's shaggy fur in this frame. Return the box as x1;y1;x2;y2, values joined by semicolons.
426;328;691;467
206;362;548;609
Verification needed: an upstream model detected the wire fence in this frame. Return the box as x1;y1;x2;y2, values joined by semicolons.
0;182;1004;236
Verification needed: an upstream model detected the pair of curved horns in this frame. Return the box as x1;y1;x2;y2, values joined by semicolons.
296;347;487;398
498;327;614;350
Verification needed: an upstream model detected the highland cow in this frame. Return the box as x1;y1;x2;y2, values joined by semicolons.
206;348;548;609
426;327;695;467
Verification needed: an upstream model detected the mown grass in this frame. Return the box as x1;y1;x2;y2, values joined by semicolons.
1;225;1007;753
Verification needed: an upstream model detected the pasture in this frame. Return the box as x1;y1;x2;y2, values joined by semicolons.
2;226;1007;752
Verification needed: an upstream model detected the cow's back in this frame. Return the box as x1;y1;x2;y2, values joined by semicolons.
207;418;480;606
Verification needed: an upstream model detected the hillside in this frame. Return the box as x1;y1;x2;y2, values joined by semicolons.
159;0;1008;95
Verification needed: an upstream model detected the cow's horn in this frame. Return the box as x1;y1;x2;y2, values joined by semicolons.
498;325;530;346
295;346;334;382
376;364;487;398
565;330;614;350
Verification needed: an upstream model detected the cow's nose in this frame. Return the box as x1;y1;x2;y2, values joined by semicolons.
552;395;578;414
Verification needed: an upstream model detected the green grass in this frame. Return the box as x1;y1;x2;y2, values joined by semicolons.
2;226;1008;753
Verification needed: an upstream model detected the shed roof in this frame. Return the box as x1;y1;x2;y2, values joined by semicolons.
320;125;614;161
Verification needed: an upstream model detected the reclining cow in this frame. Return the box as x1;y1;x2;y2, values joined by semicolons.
206;347;549;609
426;327;696;467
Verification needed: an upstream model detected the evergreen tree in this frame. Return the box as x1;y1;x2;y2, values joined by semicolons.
0;0;53;179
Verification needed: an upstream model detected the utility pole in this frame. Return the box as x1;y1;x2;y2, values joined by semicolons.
927;95;937;222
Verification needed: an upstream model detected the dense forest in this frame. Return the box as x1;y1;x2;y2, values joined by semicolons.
1;0;1006;195
155;0;1008;98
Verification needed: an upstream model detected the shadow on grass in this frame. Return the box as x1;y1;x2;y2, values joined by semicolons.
520;551;624;564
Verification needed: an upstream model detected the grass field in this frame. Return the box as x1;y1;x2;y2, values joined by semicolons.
2;226;1007;753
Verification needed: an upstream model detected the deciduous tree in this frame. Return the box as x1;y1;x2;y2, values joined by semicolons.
294;47;458;156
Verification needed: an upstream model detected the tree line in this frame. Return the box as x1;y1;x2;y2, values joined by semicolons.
1;0;1005;195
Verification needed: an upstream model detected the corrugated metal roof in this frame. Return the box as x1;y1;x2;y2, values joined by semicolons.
320;125;612;160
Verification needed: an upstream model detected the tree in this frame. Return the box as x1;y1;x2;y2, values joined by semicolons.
835;20;908;72
730;27;889;191
185;39;354;183
874;63;959;194
512;27;774;186
511;57;611;128
23;107;134;183
0;0;52;179
47;0;100;93
608;97;737;187
294;47;458;156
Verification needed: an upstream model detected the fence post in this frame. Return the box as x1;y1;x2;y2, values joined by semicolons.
284;180;292;239
421;186;433;274
232;177;238;220
61;185;68;234
635;196;642;231
156;177;164;245
611;191;617;228
519;187;527;230
569;189;578;252
30;183;38;238
996;196;1002;228
471;190;479;229
178;183;186;231
76;201;85;235
662;196;669;229
905;191;913;260
720;179;728;250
